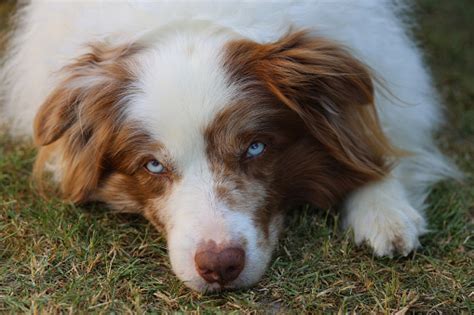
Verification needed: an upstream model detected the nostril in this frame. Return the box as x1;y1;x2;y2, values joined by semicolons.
195;246;245;285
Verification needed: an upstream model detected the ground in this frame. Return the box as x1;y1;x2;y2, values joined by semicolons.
0;1;472;313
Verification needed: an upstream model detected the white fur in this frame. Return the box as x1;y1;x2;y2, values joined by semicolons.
343;176;427;257
0;0;459;291
130;32;240;159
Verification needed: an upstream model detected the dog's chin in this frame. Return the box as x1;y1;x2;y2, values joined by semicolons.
182;278;245;293
178;271;266;293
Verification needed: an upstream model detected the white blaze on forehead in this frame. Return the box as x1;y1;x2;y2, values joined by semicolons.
130;32;239;167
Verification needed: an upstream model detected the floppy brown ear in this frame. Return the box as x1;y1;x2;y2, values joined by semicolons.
34;42;142;146
226;31;397;184
33;42;143;203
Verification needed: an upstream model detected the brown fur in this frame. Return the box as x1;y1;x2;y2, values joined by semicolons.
204;30;401;235
32;41;175;208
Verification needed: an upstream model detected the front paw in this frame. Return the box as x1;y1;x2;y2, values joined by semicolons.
344;204;427;257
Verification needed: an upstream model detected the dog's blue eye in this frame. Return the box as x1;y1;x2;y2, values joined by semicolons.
246;142;266;158
145;159;165;174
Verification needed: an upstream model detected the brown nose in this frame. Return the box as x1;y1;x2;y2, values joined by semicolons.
194;247;245;285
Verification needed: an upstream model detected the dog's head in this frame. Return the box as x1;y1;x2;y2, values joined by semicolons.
33;30;393;291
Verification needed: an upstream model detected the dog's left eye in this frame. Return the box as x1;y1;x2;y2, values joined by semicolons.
144;159;165;174
246;141;266;158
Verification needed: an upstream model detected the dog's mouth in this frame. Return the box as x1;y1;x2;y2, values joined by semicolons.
194;281;236;293
179;272;244;293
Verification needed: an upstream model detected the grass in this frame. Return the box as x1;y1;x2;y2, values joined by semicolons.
1;1;473;313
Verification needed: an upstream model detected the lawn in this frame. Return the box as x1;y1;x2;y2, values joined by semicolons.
1;1;473;313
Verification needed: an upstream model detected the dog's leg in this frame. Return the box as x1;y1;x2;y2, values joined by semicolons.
342;176;427;257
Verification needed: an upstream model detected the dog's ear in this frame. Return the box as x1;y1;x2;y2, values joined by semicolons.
226;31;398;184
34;42;142;145
34;42;143;203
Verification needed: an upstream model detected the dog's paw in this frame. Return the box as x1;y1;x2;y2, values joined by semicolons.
343;178;427;257
350;205;426;257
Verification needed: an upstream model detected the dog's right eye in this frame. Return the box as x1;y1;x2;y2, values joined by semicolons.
144;159;165;174
245;141;266;159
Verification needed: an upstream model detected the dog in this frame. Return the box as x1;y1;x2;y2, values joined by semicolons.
0;1;459;292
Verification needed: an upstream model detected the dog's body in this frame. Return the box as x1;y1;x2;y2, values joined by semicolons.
1;1;458;292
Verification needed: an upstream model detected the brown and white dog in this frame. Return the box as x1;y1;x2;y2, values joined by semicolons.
0;1;458;292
